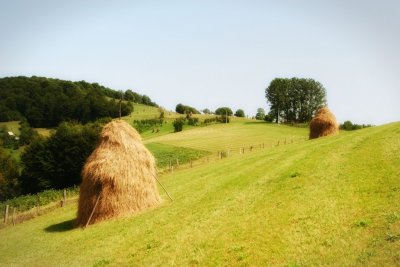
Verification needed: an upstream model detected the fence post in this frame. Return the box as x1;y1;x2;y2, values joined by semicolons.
12;207;16;226
263;143;265;149
176;158;179;168
36;194;40;215
190;160;193;168
63;189;67;206
4;205;9;224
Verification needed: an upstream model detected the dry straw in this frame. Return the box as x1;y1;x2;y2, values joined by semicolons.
76;120;160;227
309;107;339;139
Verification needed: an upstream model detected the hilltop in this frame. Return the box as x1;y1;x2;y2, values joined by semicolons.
0;76;157;127
1;121;399;266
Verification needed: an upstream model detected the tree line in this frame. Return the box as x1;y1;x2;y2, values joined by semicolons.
265;78;326;123
0;119;109;199
0;76;158;127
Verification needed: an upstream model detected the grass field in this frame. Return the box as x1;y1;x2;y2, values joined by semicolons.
1;122;399;266
145;121;307;153
0;121;20;135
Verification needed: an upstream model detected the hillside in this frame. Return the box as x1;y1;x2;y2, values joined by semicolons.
0;76;157;127
1;122;399;266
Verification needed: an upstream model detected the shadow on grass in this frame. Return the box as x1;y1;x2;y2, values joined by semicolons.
45;219;75;232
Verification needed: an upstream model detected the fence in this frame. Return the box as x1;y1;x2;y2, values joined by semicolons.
158;136;308;174
2;189;77;228
2;136;307;227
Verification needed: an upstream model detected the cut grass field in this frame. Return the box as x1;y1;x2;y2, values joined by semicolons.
1;122;399;266
145;121;307;153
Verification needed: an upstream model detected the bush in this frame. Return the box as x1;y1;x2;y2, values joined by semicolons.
173;118;185;132
132;119;164;133
175;103;200;115
340;120;373;131
0;147;20;200
187;117;199;126
216;115;230;123
20;121;104;194
235;109;245;117
215;107;233;116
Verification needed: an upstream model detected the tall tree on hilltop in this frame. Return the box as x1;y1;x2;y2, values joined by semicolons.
265;78;326;123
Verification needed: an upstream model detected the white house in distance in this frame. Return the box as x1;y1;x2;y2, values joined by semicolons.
7;131;19;141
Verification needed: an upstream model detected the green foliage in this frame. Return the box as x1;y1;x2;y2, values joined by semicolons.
0;76;135;127
215;107;233;116
216;115;230;123
340;120;373;131
175;103;200;115
203;117;217;125
1;123;399;266
132;119;164;133
255;108;265;120
0;147;20;200
202;108;211;114
187;117;199;126
173;118;185;132
0;186;79;213
146;143;210;168
20;121;104;194
124;89;157;106
265;77;326;123
235;109;245;117
18;119;39;146
264;112;274;122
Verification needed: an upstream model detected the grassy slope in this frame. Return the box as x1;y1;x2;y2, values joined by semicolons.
1;123;399;266
145;121;307;153
0;121;20;135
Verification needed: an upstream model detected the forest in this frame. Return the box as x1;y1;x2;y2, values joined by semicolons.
0;76;157;127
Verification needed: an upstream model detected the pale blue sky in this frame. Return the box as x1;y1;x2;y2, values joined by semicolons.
1;1;399;125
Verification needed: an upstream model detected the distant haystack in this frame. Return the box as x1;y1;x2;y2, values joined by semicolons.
309;107;339;139
76;120;160;227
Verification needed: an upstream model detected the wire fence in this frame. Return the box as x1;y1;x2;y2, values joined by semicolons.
2;136;308;228
157;136;308;174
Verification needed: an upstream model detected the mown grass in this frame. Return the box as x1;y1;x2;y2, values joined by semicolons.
146;142;210;169
1;122;399;266
145;120;307;153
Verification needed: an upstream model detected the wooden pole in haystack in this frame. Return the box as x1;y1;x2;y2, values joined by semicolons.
85;194;101;228
152;173;173;202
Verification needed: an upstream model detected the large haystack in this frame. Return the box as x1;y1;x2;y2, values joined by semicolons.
309;107;339;139
76;120;160;227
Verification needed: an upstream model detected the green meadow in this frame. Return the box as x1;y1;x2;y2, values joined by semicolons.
1;121;399;266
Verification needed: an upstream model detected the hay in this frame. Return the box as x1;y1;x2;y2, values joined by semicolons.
309;107;339;139
76;120;161;227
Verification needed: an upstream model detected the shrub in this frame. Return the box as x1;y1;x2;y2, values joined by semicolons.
187;117;199;126
216;115;230;123
235;109;245;117
215;107;233;116
173;119;185;132
20;121;104;194
132;119;164;133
